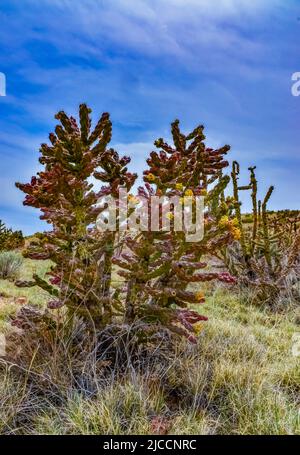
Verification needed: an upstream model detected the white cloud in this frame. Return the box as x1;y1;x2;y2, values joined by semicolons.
3;0;281;66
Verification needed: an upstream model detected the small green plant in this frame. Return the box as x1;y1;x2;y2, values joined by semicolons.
0;251;23;280
0;220;24;252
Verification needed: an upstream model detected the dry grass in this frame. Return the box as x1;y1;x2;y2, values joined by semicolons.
0;261;299;435
0;258;52;332
0;251;23;280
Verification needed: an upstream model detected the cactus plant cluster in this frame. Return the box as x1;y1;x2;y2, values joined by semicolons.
223;162;300;305
15;105;137;328
268;210;300;246
13;105;237;342
0;220;24;251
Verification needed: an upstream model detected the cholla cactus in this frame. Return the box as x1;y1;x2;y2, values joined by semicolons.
225;162;300;306
16;104;136;327
269;210;300;247
15;107;236;342
113;120;236;342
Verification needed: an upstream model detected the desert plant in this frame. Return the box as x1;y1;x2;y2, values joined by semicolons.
0;251;23;280
112;120;237;341
15;105;136;328
0;220;24;252
13;105;237;344
268;210;300;246
222;162;300;306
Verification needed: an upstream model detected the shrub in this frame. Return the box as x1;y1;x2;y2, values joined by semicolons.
0;251;23;280
13;105;236;344
0;220;24;252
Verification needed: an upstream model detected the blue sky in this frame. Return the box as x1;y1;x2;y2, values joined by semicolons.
0;0;299;235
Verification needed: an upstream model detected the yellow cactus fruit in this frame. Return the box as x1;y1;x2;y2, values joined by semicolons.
185;189;194;197
195;290;205;302
128;194;139;205
218;215;229;228
231;226;241;240
231;217;239;227
193;321;204;335
146;173;155;182
166;212;174;220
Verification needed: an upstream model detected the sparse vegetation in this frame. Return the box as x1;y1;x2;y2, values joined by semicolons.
0;275;299;434
0;107;299;436
0;251;23;280
0;220;24;252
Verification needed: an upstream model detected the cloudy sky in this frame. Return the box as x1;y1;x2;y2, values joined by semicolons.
0;0;299;234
